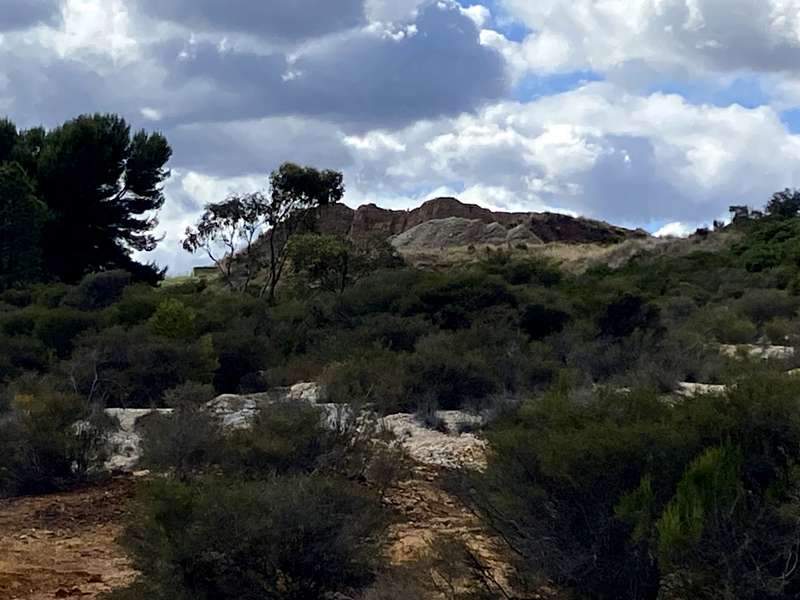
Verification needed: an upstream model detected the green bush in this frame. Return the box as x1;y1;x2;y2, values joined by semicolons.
67;270;132;310
322;350;409;413
407;331;499;410
0;334;51;378
33;307;96;358
0;305;39;336
221;403;332;477
149;298;197;340
140;405;223;480
655;445;743;565
462;373;800;599
110;475;391;600
0;390;107;497
0;288;32;307
735;288;799;325
764;317;797;344
103;284;159;327
598;294;661;339
66;327;218;407
519;303;570;340
212;329;269;393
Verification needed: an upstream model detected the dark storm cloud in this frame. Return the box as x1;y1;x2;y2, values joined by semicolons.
0;0;61;31
136;0;366;41
286;2;508;124
0;50;125;128
168;119;354;177
147;2;508;128
561;135;694;223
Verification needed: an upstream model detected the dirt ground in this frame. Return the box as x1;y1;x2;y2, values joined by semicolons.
0;466;551;600
0;478;138;600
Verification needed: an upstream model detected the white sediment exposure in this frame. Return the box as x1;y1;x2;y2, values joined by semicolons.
381;411;487;470
719;344;796;360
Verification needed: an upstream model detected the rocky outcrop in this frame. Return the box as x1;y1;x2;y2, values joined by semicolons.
100;383;488;473
390;217;543;250
317;196;647;245
675;382;727;398
382;412;486;469
719;344;796;360
205;382;328;429
104;408;173;472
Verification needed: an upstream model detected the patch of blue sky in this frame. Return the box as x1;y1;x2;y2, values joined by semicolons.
647;75;770;109
513;71;604;102
780;109;800;134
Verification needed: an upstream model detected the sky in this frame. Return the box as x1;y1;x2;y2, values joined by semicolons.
3;0;800;274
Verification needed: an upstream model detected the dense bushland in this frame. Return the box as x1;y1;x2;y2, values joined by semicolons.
3;184;800;597
106;400;400;599
458;371;800;599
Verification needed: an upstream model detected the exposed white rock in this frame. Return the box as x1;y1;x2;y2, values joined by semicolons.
205;394;262;429
100;385;485;473
390;217;542;250
719;344;795;360
287;382;326;403
204;383;327;429
675;382;727;398
103;408;173;472
381;411;486;470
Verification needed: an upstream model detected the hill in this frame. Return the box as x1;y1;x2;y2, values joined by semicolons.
317;196;649;245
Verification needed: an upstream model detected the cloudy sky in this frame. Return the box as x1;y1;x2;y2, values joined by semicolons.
3;0;800;273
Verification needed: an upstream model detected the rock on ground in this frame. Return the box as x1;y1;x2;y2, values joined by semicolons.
390;217;543;251
381;412;487;470
104;408;173;472
719;344;795;360
675;382;728;398
101;384;489;475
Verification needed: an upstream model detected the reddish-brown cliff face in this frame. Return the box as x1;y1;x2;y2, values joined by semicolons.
317;197;647;244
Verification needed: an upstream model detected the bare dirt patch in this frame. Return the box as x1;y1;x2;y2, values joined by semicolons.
0;478;137;600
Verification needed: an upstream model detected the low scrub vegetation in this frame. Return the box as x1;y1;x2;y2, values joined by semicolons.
3;185;800;598
457;372;800;599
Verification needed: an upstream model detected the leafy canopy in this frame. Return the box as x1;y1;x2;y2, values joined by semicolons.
184;162;344;300
0;113;172;284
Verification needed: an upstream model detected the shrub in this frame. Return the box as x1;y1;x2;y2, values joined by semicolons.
496;258;563;287
407;331;498;410
221;403;332;477
519;303;570;340
149;298;197;340
67;270;132;310
212;329;269;393
598;294;660;338
66;328;218;407
33;307;96;358
655;445;743;565
30;282;70;308
0;288;32;308
0;334;51;377
410;272;516;330
462;373;800;599
110;475;391;600
0;390;107;497
140;405;223;480
163;381;216;408
764;318;797;344
104;284;159;327
736;288;799;325
322;350;409;413
707;311;758;345
264;354;326;388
